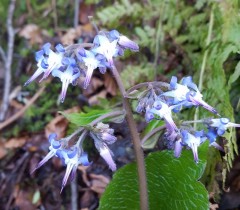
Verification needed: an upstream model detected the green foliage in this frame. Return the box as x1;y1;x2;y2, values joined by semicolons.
99;142;209;210
121;63;155;89
96;0;143;28
13;0;74;30
59;109;111;126
94;0;240;194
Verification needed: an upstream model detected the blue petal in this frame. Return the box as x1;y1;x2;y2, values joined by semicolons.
42;42;51;55
78;48;86;57
170;76;178;90
48;133;57;143
217;128;225;136
79;153;91;166
35;50;44;62
51;140;61;149
41;58;49;69
67;147;77;159
55;44;65;53
109;30;120;40
145;112;154;122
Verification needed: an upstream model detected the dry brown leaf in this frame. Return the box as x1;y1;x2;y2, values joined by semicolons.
4;137;27;149
60;26;82;45
104;73;117;96
91;78;104;90
60;28;77;45
88;90;107;105
82;77;103;97
78;165;90;186
80;190;95;209
89;173;110;195
0;141;7;159
210;203;219;210
14;186;36;210
45;106;80;138
18;24;45;45
81;23;94;34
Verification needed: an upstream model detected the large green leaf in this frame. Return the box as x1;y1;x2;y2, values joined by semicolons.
99;143;209;210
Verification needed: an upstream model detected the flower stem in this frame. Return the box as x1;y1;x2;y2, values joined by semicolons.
126;81;169;97
112;65;149;210
182;119;205;125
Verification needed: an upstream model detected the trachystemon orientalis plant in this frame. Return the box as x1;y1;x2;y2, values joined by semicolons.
25;29;240;209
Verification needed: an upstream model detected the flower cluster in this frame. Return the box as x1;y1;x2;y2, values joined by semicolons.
136;76;239;162
32;133;90;192
32;123;117;191
25;30;138;102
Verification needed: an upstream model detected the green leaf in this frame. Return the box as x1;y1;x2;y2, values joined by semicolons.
141;120;165;149
228;60;240;86
59;109;111;126
99;143;209;210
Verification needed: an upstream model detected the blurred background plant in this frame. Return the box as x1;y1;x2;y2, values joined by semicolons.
0;0;240;209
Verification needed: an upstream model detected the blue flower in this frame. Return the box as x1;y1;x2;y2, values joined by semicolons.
92;30;139;67
108;30;139;51
208;118;240;136
146;100;178;132
52;58;80;102
25;43;65;85
181;130;205;163
56;147;90;193
90;122;117;171
32;133;90;192
92;35;119;66
162;76;218;115
31;133;62;173
77;48;107;89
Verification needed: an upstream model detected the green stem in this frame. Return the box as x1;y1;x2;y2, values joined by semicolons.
112;65;149;210
182;119;205;125
194;9;214;129
141;125;166;146
153;2;165;79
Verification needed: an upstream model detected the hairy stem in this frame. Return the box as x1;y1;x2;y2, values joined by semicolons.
112;65;149;210
71;176;78;210
126;81;169;97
